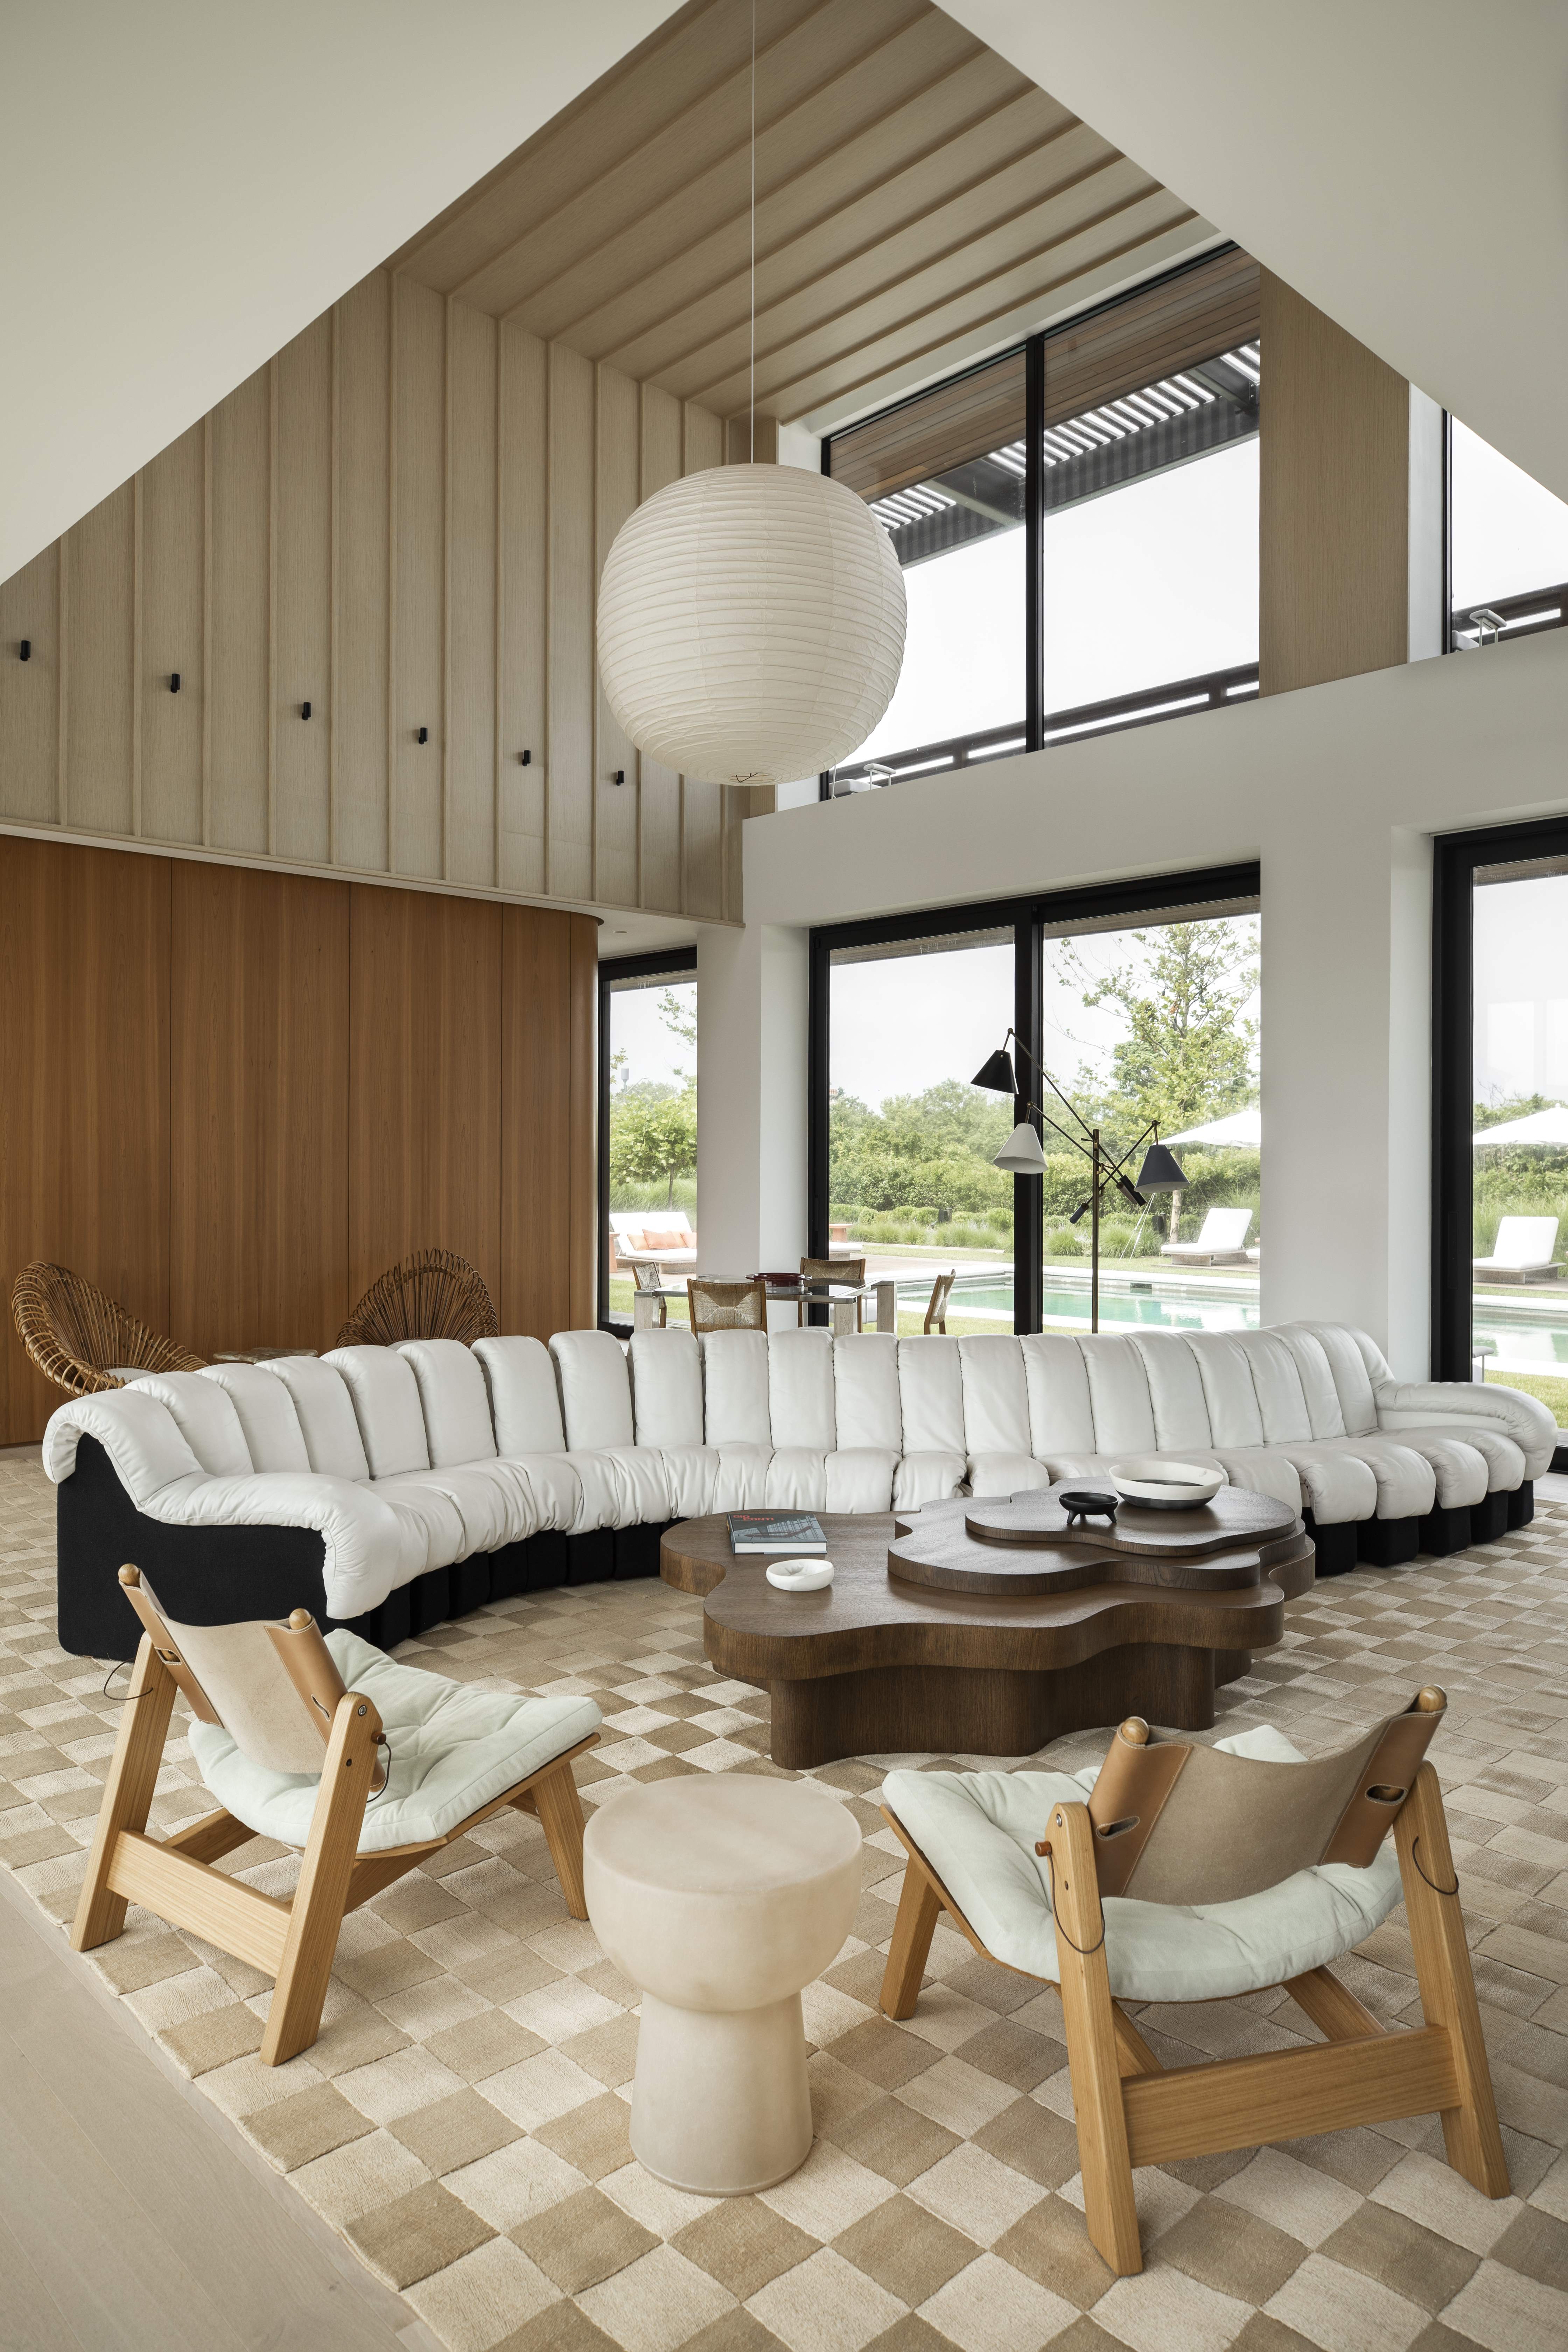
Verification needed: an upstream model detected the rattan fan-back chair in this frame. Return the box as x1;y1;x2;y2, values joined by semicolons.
880;1690;1507;2277
12;1260;205;1396
336;1248;498;1348
75;1566;599;2066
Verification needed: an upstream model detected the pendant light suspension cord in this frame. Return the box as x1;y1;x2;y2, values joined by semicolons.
749;0;756;463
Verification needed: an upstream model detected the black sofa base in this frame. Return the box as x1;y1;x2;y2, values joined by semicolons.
56;1436;671;1664
1303;1480;1534;1580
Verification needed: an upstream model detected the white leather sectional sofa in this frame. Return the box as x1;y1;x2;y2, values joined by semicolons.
46;1321;1554;1662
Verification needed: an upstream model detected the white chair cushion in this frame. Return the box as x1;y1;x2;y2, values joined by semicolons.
701;1331;772;1446
552;1331;636;1450
770;1329;837;1451
398;1339;497;1466
892;1451;969;1508
835;1335;903;1453
326;1346;431;1477
199;1364;311;1473
958;1336;1032;1457
882;1724;1403;2004
629;1328;705;1446
472;1335;567;1453
188;1630;601;1852
897;1337;966;1456
260;1358;371;1480
131;1371;253;1477
1078;1336;1159;1454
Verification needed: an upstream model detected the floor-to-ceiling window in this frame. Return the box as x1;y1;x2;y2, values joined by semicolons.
1449;418;1568;649
1435;820;1568;1433
598;951;698;1332
809;867;1260;1335
825;247;1260;791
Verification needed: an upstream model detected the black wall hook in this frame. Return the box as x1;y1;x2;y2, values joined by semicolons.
519;749;531;765
611;769;625;786
417;726;429;744
301;701;312;720
19;639;30;662
170;673;181;693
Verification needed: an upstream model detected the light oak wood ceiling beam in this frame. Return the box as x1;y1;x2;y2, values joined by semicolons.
632;118;1109;395
390;0;1209;430
523;22;1006;349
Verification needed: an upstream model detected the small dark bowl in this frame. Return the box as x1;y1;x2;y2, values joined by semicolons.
1058;1488;1119;1523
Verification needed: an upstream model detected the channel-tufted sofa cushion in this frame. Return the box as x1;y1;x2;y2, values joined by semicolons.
44;1321;1554;1656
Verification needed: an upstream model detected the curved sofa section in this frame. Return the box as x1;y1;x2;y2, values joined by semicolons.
44;1321;1555;1661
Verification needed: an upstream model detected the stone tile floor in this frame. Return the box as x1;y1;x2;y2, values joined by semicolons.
3;1448;1568;2351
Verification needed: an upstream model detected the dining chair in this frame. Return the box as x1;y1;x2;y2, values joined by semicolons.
878;1689;1506;2276
797;1254;866;1330
687;1277;767;1334
923;1268;956;1334
633;1262;667;1327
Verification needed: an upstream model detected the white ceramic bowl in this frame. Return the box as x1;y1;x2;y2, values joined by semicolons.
1108;1458;1223;1510
766;1559;835;1591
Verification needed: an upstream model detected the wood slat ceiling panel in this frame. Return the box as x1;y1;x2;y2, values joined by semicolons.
388;0;1209;429
773;189;1199;422
580;82;1077;380
531;37;1028;353
658;126;1126;404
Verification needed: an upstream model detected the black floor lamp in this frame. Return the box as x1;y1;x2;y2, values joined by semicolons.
972;1028;1186;1334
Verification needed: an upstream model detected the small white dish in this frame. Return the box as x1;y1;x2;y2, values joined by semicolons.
766;1558;835;1592
1109;1458;1223;1510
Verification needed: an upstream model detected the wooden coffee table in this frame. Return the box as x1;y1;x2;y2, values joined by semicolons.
660;1489;1314;1769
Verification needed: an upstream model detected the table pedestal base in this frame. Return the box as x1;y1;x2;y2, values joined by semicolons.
768;1642;1250;1770
630;1989;813;2195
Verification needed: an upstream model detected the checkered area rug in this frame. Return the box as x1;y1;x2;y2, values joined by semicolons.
4;1452;1568;2352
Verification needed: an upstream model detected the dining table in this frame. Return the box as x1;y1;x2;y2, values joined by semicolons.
631;1276;898;1335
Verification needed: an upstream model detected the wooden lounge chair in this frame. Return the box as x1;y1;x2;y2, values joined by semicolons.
74;1567;599;2065
1473;1214;1560;1284
337;1248;498;1347
1161;1206;1252;1264
878;1691;1506;2276
11;1260;204;1397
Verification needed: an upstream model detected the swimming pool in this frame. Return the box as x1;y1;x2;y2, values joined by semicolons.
904;1275;1260;1334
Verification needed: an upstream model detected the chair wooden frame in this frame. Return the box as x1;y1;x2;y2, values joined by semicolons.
74;1580;597;2067
923;1269;956;1335
878;1770;1507;2277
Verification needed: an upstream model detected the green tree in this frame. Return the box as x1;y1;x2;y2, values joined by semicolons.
1067;919;1258;1140
658;986;697;1084
609;1089;697;1207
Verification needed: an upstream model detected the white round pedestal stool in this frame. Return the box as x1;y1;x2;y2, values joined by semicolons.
583;1776;862;2194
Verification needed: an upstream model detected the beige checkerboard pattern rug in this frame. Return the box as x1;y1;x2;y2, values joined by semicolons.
4;1449;1568;2352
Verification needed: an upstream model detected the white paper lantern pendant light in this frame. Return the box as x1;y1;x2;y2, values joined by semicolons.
595;5;906;788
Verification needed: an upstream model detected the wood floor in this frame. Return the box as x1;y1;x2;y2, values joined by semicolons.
0;1875;427;2352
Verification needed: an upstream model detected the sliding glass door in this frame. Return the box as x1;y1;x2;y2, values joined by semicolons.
598;951;698;1332
1435;820;1568;1424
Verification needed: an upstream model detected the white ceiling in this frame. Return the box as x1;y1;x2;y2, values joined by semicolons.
0;0;682;583
944;0;1568;502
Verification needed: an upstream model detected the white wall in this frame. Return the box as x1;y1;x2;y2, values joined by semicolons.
2;2;679;582
943;2;1568;505
722;628;1568;1374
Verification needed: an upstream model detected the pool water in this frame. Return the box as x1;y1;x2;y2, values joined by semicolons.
910;1278;1259;1333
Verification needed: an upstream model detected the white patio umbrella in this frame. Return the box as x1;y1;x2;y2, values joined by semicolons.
1472;1106;1568;1146
1162;1107;1261;1149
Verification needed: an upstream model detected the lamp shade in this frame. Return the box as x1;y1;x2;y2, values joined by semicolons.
971;1046;1018;1094
993;1122;1046;1174
1135;1142;1188;1194
596;465;906;785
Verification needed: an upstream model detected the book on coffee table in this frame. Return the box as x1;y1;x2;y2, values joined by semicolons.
727;1511;827;1555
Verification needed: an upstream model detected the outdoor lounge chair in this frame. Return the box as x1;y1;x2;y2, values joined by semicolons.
878;1692;1507;2277
73;1567;600;2065
1473;1214;1560;1283
1161;1206;1252;1264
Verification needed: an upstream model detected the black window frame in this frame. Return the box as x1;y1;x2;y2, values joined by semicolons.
597;946;699;1334
1432;812;1568;1381
808;861;1261;1334
819;244;1260;799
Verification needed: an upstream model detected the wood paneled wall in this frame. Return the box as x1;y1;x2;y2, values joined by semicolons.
0;835;595;1443
0;271;746;921
1259;271;1411;696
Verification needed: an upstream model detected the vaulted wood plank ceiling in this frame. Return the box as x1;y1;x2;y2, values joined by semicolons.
390;0;1209;432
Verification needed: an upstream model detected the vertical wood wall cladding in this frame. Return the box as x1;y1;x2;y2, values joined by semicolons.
170;863;351;1358
348;884;503;1301
0;841;170;1441
0;835;596;1442
1259;272;1410;696
0;270;740;922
